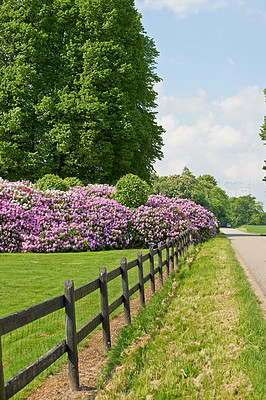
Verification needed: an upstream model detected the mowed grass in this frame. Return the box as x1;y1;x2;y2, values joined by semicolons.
238;225;266;235
0;249;150;316
0;247;156;398
98;238;266;399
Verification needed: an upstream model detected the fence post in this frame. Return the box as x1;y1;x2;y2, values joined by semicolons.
0;337;6;400
166;238;170;277
99;267;111;351
158;242;163;286
175;237;179;267
64;280;79;391
121;257;131;325
171;238;175;271
180;234;184;256
138;252;145;307
149;246;155;294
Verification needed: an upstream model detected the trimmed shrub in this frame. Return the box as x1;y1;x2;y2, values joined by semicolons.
64;177;83;187
113;174;151;208
35;174;69;191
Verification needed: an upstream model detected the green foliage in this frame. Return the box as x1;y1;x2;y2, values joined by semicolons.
197;174;217;189
228;195;265;227
152;168;213;210
35;174;69;191
0;0;164;183
63;177;83;188
152;168;200;201
113;173;151;208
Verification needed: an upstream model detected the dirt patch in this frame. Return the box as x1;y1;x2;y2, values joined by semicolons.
26;274;166;400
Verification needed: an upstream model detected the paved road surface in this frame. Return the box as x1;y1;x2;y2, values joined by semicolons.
221;228;266;313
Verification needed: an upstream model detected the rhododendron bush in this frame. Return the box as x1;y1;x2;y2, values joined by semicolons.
131;195;217;246
0;179;217;253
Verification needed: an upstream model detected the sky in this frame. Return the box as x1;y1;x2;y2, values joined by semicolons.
135;0;266;209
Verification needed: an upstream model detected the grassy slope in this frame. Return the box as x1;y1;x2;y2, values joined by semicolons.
99;238;266;399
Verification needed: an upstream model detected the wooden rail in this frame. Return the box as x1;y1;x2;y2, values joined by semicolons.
0;230;191;399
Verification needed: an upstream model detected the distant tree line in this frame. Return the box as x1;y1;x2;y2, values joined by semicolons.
152;168;266;227
0;0;164;184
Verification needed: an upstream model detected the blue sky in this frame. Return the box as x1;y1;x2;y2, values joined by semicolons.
135;0;266;209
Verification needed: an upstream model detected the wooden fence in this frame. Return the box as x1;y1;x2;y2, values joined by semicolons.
0;230;191;399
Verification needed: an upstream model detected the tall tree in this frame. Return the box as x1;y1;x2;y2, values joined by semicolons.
0;0;164;183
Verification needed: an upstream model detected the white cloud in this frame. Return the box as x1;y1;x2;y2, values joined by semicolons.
136;0;227;16
227;57;235;66
246;7;266;22
154;84;266;205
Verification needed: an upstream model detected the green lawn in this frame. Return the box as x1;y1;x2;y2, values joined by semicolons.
238;225;266;235
99;238;266;399
0;247;158;398
0;249;148;316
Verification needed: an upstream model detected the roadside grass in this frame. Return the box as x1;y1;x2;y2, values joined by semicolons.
98;237;266;399
1;247;158;399
237;225;266;235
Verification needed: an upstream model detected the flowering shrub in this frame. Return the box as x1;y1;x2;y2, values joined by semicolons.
0;179;131;252
131;195;216;246
0;179;217;253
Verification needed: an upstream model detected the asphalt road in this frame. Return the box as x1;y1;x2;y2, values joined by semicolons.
221;228;266;312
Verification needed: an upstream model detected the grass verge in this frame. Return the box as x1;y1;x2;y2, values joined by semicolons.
97;237;266;399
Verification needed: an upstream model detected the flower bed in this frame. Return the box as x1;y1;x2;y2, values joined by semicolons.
0;179;217;252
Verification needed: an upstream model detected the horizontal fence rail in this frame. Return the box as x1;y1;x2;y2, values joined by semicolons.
0;230;191;399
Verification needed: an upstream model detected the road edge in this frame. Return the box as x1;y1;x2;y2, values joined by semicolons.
230;246;266;319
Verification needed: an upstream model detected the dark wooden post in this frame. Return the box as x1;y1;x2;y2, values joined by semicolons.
99;267;111;350
175;237;179;267
180;234;184;256
158;242;163;286
171;238;175;271
166;238;170;277
121;257;131;325
138;252;145;307
0;337;6;400
149;246;155;294
64;280;79;391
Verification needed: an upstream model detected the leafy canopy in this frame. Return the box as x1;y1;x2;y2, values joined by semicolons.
0;0;164;183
